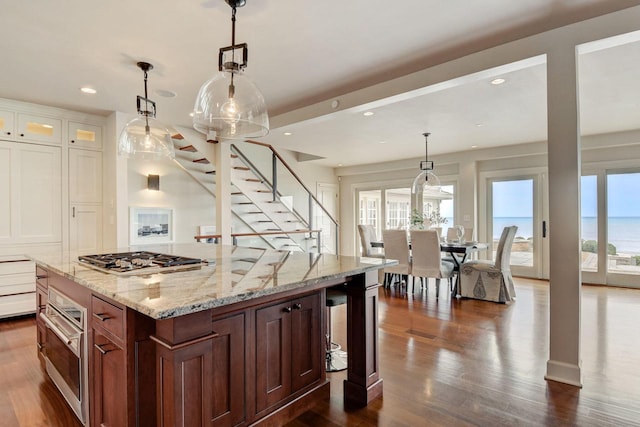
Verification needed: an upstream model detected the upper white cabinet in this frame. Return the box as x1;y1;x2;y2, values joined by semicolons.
16;113;62;144
0;110;14;139
69;121;102;150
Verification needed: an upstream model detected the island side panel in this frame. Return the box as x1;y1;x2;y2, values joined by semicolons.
344;269;383;406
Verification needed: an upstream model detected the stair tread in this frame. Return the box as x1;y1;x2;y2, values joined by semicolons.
233;166;250;171
232;269;249;275
193;158;210;164
179;145;197;152
245;178;262;182
205;170;216;174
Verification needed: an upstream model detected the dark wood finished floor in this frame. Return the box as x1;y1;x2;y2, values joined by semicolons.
1;278;639;426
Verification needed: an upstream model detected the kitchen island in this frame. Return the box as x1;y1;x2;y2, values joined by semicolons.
32;243;393;427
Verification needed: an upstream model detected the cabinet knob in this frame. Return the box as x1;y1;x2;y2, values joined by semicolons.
20;133;24;137
5;132;10;135
293;303;302;310
71;139;75;143
282;306;292;313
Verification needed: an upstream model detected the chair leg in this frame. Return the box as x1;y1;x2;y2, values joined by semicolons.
412;276;415;293
435;278;441;299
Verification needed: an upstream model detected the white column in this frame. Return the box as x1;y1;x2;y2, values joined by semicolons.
545;45;582;387
215;142;233;245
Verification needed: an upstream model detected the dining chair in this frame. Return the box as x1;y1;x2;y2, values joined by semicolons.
459;225;518;303
409;229;454;297
381;229;411;288
358;224;384;258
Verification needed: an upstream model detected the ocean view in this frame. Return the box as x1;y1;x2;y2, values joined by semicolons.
488;216;640;254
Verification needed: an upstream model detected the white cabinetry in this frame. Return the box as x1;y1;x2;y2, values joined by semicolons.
16;113;62;144
0;109;15;138
69;148;103;253
0;141;62;244
0;258;36;318
69;121;102;150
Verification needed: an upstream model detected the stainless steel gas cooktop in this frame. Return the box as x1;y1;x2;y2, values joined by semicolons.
78;251;203;275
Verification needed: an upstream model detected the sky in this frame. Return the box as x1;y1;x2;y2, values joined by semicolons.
489;173;640;218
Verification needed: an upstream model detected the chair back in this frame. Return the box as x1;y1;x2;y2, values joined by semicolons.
410;229;443;277
446;227;458;242
357;224;378;257
382;229;411;268
494;225;518;270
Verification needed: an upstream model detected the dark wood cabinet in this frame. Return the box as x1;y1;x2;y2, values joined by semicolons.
35;266;48;362
255;292;322;415
92;329;126;427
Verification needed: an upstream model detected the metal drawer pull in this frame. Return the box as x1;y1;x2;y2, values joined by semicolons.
282;306;292;313
94;343;115;355
293;303;302;310
93;312;111;322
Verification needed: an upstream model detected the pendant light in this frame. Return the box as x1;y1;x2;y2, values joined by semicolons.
192;0;269;140
118;62;175;160
411;132;443;219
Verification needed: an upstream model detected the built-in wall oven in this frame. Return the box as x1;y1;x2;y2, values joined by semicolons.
40;288;88;425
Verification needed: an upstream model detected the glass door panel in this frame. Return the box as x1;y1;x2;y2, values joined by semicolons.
490;178;537;277
385;188;410;230
581;175;598;272
607;172;640;276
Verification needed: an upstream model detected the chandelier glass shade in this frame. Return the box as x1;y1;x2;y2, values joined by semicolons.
193;69;269;139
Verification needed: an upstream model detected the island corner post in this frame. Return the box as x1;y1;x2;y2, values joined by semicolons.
344;269;384;405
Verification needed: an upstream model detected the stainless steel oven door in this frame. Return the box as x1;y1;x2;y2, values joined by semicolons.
41;304;87;425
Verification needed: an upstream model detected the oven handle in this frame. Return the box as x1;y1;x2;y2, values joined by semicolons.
40;311;81;356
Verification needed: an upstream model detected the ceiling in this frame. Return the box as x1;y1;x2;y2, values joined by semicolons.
2;1;640;167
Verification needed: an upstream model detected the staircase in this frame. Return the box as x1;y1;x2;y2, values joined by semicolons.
169;128;338;253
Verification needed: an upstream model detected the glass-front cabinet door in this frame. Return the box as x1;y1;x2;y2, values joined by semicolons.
68;122;102;149
16;113;62;144
0;110;14;139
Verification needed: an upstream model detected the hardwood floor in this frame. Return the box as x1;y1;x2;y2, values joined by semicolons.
1;278;639;426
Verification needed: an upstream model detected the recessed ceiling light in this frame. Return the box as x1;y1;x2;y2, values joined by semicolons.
476;123;485;127
189;112;195;117
363;111;374;117
379;141;386;144
284;132;292;136
156;89;177;98
490;78;506;85
471;145;478;148
337;163;343;167
80;87;96;94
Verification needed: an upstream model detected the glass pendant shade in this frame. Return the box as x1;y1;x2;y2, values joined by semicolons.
118;116;175;160
193;69;269;139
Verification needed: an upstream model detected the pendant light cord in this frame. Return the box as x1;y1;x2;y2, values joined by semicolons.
143;68;150;132
228;5;237;98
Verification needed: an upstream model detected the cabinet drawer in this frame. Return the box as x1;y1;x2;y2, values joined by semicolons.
0;292;36;318
92;295;124;340
36;286;47;310
0;273;35;296
0;260;34;275
16;114;62;144
68;122;102;149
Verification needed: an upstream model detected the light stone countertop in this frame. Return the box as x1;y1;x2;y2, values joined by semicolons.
29;243;394;320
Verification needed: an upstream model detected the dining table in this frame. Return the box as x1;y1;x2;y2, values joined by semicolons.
370;240;489;297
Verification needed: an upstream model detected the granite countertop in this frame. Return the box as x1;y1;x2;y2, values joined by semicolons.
29;243;394;320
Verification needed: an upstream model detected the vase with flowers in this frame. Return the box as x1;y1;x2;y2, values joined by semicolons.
427;211;448;239
410;209;427;230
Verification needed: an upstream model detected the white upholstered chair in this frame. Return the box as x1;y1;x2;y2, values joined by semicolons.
459;225;518;303
382;229;411;287
358;224;384;258
410;229;454;298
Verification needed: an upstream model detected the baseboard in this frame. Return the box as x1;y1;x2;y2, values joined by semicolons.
545;359;583;387
250;380;330;426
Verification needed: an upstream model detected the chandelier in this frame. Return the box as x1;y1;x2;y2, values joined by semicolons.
118;62;175;160
192;0;269;140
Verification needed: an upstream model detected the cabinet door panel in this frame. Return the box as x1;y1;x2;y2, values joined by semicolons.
69;149;102;203
0;144;10;239
70;205;102;253
255;301;291;413
93;330;126;427
291;293;322;392
211;313;246;426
